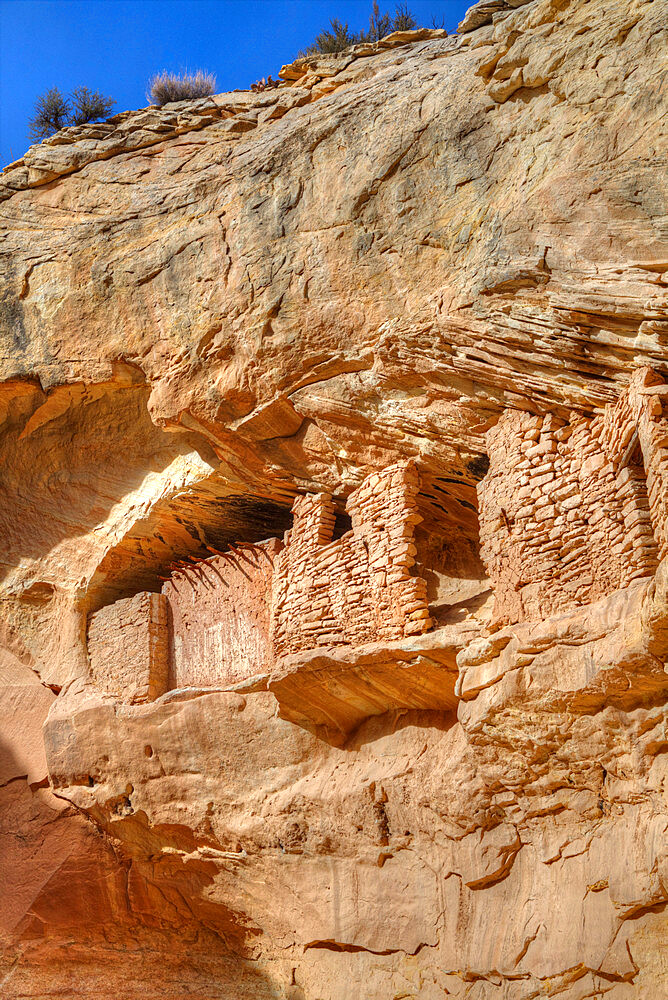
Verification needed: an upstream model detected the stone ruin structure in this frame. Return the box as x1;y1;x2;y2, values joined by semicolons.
86;366;668;732
86;462;434;709
273;463;431;654
88;368;668;720
87;591;169;703
478;367;668;626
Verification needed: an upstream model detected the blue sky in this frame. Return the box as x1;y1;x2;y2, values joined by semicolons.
1;0;470;167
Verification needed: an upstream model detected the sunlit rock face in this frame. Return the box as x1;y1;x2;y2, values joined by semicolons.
2;0;668;996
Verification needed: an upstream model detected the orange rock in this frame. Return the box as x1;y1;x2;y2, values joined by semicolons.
2;0;668;995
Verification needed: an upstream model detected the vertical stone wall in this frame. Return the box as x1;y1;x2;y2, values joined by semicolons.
602;368;668;561
162;539;280;689
271;462;431;658
86;463;450;699
85;370;668;696
479;368;668;626
87;592;169;703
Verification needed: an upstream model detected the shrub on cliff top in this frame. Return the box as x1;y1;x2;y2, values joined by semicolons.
148;70;217;106
304;18;361;54
69;87;116;127
28;88;70;141
368;1;418;40
302;3;420;55
389;3;419;32
28;86;116;142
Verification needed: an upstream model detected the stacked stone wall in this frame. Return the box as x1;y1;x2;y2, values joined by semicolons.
271;462;431;657
88;463;437;700
613;369;668;561
88;372;668;698
479;367;668;625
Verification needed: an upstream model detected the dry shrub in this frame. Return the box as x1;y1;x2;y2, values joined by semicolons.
303;18;361;54
301;3;420;55
69;87;116;126
28;88;71;141
28;86;116;142
250;76;280;93
148;70;217;106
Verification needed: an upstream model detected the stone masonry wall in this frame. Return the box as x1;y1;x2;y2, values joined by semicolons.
87;592;169;703
602;368;668;560
271;462;431;657
87;463;436;700
162;539;280;689
479;367;668;626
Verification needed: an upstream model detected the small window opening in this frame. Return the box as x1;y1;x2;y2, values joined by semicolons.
619;432;659;576
332;511;353;540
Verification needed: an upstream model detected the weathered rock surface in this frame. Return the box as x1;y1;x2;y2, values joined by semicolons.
1;0;668;996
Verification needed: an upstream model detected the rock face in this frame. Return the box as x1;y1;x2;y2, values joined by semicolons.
1;0;668;996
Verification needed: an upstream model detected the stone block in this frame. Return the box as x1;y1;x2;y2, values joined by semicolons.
87;592;169;703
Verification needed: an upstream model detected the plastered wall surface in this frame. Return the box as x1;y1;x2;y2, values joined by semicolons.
162;539;281;688
87;592;169;702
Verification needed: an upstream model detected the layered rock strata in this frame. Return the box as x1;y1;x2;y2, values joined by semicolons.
1;0;668;996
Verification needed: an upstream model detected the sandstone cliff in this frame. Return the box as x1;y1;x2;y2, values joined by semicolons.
1;0;667;996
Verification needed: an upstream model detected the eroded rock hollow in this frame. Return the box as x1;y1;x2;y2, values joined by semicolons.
1;0;667;996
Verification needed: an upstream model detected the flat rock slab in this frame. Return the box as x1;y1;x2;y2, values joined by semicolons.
264;624;473;741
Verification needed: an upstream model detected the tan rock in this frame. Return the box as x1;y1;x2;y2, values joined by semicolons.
2;0;668;995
